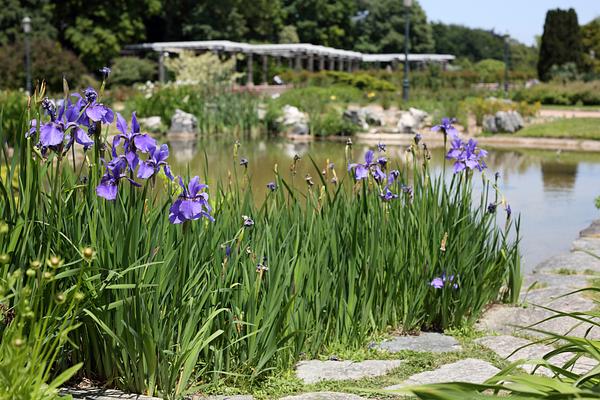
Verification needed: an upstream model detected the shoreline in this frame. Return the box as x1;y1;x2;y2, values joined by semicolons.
287;132;600;152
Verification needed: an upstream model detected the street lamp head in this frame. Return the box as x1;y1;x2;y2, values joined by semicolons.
403;0;413;7
22;16;31;33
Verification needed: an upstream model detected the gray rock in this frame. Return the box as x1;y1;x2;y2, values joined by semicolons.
343;108;369;130
523;273;591;291
376;332;462;353
476;301;600;339
494;111;524;133
384;359;499;389
476;335;597;375
138;116;163;133
279;393;366;400
169;109;198;134
396;108;429;134
482;115;497;133
295;359;403;384
580;220;600;239
278;105;310;136
62;388;161;400
571;238;600;255
533;251;600;275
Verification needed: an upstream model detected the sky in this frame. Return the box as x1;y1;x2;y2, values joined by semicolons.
419;0;600;46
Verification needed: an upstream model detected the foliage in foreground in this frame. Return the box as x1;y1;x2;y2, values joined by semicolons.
0;77;519;397
406;288;600;399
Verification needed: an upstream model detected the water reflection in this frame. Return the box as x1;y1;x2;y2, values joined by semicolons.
541;161;578;191
169;138;600;271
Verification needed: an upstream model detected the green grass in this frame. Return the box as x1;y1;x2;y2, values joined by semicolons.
541;104;600;111
516;118;600;140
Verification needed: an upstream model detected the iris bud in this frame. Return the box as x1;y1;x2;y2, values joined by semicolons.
55;293;66;304
12;338;24;348
30;260;41;270
82;247;94;261
26;269;35;278
0;254;10;264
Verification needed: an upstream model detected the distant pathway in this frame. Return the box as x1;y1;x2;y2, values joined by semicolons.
539;108;600;119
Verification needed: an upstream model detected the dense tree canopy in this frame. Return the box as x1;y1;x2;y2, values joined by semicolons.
538;8;582;81
3;0;588;84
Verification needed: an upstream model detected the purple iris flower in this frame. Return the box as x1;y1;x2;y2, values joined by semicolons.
380;186;398;202
389;170;400;183
137;143;174;180
505;204;512;218
372;165;386;183
348;150;374;180
414;133;422;144
26;119;37;138
430;277;444;289
487;203;497;214
240;158;249;168
99;67;111;78
113;112;156;170
377;157;387;168
243;216;254;227
37;99;94;150
267;181;277;191
83;87;114;124
96;158;141;200
377;142;386;152
446;138;487;174
169;176;214;224
432;117;459;139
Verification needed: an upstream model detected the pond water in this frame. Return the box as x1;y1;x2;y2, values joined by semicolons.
170;138;600;272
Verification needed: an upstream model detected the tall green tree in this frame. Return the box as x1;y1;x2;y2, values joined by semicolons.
353;0;434;54
58;0;162;70
282;0;357;48
581;18;600;75
538;8;582;81
0;0;57;45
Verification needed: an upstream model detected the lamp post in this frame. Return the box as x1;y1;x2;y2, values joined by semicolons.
22;16;31;94
503;34;510;97
402;0;412;102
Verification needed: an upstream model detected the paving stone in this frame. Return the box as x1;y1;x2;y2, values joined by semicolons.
476;335;597;375
580;220;600;238
295;359;403;384
520;285;595;309
279;393;367;400
522;273;591;291
384;359;499;389
63;388;161;400
571;238;600;255
533;251;600;274
375;332;462;353
476;303;600;339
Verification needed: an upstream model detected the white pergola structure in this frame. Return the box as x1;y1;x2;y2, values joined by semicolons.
125;40;455;85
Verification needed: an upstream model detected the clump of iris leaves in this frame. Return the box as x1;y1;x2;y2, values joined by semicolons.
0;74;520;399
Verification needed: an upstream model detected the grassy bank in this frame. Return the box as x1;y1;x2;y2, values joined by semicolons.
516;118;600;140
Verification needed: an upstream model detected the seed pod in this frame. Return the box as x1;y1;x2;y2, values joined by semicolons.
55;293;66;304
82;247;94;261
0;254;10;265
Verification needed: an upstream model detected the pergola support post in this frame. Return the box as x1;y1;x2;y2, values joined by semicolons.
246;53;254;86
261;54;268;85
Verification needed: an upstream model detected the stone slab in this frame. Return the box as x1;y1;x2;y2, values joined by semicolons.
580;220;600;238
384;359;499;389
533;251;600;275
476;303;600;339
62;388;161;400
476;335;597;375
193;396;253;400
571;238;600;255
522;273;591;291
279;393;366;400
296;360;403;384
376;332;462;353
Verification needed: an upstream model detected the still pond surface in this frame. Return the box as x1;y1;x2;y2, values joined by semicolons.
170;138;600;271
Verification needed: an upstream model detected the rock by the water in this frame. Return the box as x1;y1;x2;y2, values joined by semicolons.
482;115;497;133
580;220;600;238
278;105;309;136
376;332;462;353
533;251;600;275
571;237;600;254
280;393;367;400
476;335;597;375
343;108;369;130
169;109;198;134
494;111;524;133
295;359;402;384
138;116;163;133
385;359;499;389
396;108;429;134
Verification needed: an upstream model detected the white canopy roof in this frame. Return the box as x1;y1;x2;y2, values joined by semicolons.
126;41;454;62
